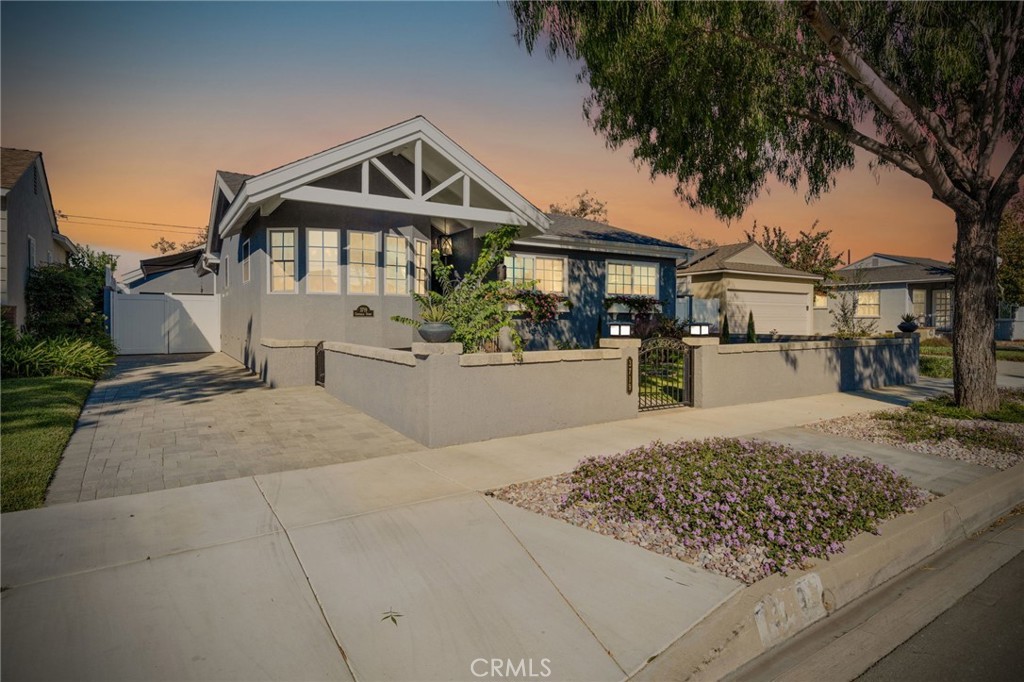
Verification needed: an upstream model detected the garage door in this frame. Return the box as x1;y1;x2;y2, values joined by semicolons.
110;293;220;354
726;290;809;336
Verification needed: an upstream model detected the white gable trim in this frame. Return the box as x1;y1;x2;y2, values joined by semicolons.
216;117;550;239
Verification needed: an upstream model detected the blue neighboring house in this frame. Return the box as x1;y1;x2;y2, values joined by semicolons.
199;117;689;379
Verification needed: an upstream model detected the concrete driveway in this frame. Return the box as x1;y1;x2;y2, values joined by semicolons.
47;353;424;504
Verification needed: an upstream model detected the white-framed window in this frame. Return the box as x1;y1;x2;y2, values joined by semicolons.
607;260;657;296
27;235;36;267
504;253;566;294
414;239;429;295
306;228;340;294
814;292;828;309
347;230;378;295
384;234;409;295
268;228;297;293
933;288;952;328
911;288;926;318
241;239;251;284
855;290;880;317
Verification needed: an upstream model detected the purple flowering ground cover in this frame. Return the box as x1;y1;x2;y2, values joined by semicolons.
491;438;928;583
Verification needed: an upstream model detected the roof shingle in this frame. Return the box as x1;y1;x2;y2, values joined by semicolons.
1;148;41;190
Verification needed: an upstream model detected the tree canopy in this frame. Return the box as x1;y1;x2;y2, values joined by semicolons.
548;189;609;222
510;0;1023;410
998;193;1024;308
745;221;844;290
152;226;207;254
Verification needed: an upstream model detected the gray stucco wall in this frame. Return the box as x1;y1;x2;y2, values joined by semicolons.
691;337;919;408
129;268;214;295
323;339;639;447
1;157;70;328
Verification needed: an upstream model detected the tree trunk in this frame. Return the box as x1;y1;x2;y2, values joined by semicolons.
952;211;1000;412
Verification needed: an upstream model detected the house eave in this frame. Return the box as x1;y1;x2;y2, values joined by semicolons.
678;267;823;281
515;235;689;260
823;277;954;287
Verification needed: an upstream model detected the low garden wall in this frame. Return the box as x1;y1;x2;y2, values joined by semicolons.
689;336;919;409
260;339;319;388
322;339;639;447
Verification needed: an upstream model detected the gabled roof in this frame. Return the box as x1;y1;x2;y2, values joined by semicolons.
139;248;204;277
217;170;253;198
1;148;41;189
831;252;954;286
677;242;821;280
513;213;690;259
212;116;552;241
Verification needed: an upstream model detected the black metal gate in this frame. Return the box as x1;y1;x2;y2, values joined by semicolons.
638;338;692;411
314;341;325;387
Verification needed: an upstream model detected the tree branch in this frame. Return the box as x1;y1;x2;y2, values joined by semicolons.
787;107;925;179
800;1;979;217
978;2;1023;184
992;139;1024;209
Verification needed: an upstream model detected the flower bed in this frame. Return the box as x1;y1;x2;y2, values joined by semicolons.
491;438;926;583
809;390;1024;471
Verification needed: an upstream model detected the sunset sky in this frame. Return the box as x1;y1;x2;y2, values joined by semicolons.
0;1;980;276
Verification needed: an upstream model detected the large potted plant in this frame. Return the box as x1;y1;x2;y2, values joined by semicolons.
392;292;454;343
897;313;919;333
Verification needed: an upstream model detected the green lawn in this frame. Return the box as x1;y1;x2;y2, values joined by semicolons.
1;376;93;512
919;354;954;378
920;346;1024;362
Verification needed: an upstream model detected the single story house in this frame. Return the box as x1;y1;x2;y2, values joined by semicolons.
812;253;954;335
200;116;688;379
1;148;77;328
123;248;215;294
676;242;821;336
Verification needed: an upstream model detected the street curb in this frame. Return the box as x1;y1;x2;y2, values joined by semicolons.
630;461;1024;681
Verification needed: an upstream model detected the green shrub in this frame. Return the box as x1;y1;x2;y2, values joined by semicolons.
1;326;113;380
720;315;731;344
746;311;757;343
909;392;1024;424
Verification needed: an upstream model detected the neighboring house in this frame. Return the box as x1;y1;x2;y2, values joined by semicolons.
201;116;687;376
676;242;821;336
1;148;76;328
124;248;215;294
813;253;954;335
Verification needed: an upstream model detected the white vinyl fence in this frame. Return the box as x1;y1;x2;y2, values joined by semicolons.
110;293;220;354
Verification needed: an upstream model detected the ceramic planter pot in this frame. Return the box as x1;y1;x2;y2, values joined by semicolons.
418;322;455;343
897;321;919;333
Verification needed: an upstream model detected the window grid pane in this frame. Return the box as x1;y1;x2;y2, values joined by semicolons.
307;229;339;293
534;257;564;294
385;235;408;295
634;265;657;296
348;231;377;294
856;291;880;317
269;230;296;292
607;263;631;295
415;240;429;295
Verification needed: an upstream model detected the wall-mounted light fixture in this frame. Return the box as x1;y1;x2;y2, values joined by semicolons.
436;234;453;256
609;323;632;337
688;323;711;336
495;263;507;281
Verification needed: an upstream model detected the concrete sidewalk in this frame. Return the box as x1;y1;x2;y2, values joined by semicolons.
0;380;1004;681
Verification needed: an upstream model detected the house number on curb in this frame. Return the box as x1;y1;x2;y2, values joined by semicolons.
353;305;374;318
626;357;633;395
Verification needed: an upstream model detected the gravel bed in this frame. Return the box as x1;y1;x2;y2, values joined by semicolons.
807;408;1024;471
493;475;804;585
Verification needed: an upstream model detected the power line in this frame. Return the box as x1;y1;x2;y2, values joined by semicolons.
57;212;205;231
59;220;201;236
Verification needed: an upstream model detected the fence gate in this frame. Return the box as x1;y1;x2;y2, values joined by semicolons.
314;341;325;387
638;338;693;411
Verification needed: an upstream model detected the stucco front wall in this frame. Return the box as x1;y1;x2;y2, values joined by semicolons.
691;337;918;408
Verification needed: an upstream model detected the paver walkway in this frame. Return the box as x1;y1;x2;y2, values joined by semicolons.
47;353;424;504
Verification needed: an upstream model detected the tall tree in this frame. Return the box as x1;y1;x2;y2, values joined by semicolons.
745;221;844;291
151;226;208;254
998;193;1024;308
668;229;719;250
549;189;609;222
511;1;1023;411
